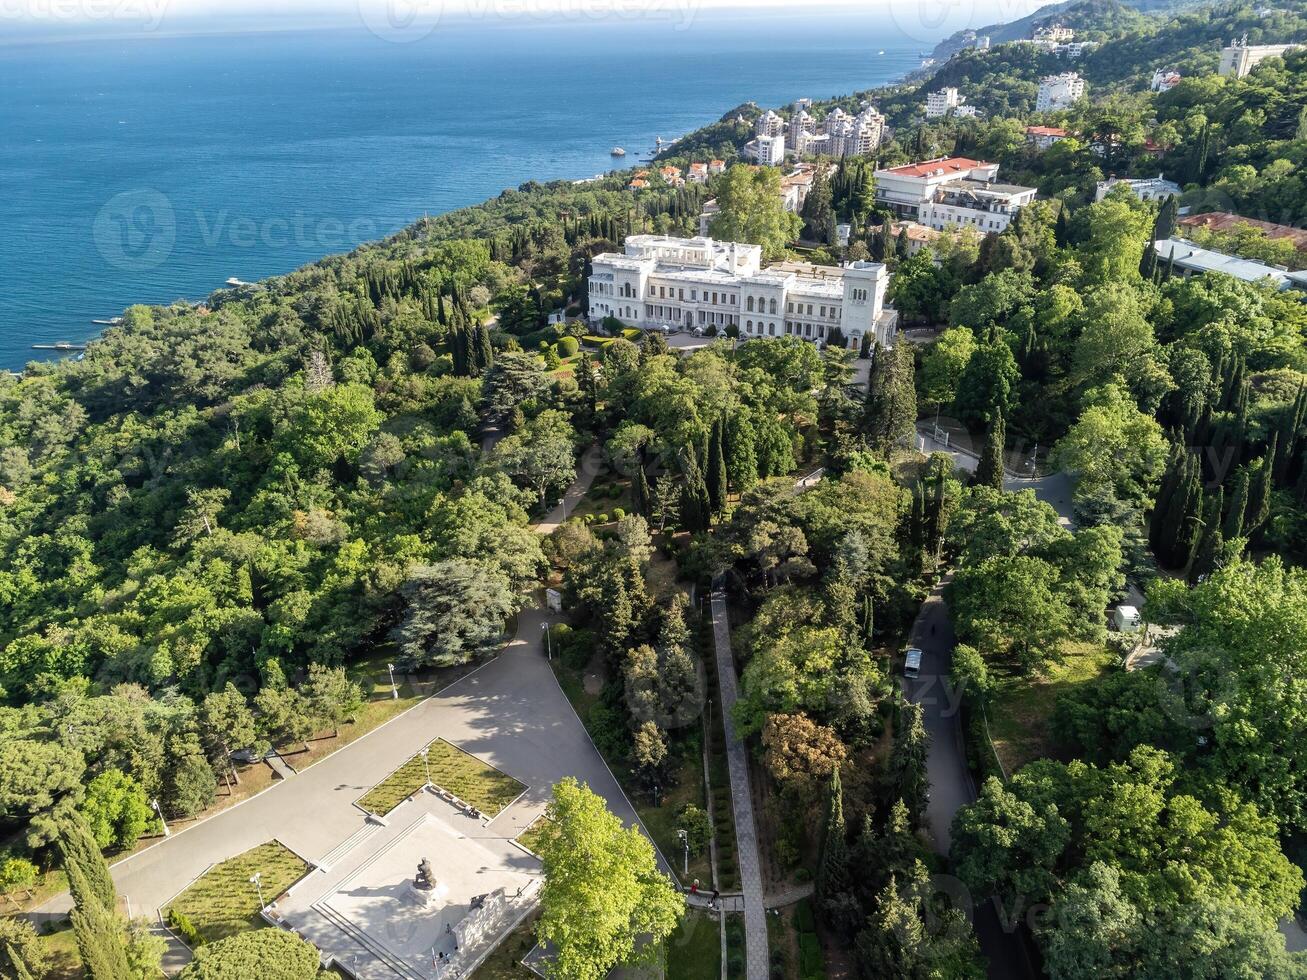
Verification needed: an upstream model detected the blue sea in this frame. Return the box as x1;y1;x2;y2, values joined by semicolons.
0;8;938;370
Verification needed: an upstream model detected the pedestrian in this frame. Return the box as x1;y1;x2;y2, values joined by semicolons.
690;879;699;895
710;888;720;910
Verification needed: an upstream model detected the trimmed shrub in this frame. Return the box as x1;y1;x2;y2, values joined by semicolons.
612;507;626;520
557;336;579;358
168;909;203;948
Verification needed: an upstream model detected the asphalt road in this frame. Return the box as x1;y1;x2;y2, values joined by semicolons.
906;582;1037;980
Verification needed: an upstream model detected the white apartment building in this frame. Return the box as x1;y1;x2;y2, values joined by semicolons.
1026;125;1071;150
1096;174;1182;202
1219;38;1302;76
755;132;787;166
925;87;964;118
756;109;785;138
874;157;1036;234
1036;72;1086;111
587;235;899;349
789;104;885;158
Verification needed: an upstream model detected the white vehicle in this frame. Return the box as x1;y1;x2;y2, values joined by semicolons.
903;647;923;679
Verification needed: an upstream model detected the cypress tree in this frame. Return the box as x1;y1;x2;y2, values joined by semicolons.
817;768;849;901
1150;439;1186;550
67;861;130;980
681;451;711;533
1224;468;1249;539
861;593;875;648
1054;205;1070;248
1155;195;1179;241
473;322;494;372
58;813;115;911
1158;452;1201;568
633;458;651;518
1247;454;1273;533
1190;490;1224;584
706;417;727;513
1139;241;1158;280
976;410;1005;490
889;698;930;825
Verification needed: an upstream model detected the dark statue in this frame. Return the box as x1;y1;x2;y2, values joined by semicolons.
415;858;435;890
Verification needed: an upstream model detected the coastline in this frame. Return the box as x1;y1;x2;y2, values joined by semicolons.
7;25;935;371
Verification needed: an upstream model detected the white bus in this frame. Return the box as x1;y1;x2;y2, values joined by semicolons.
903;647;923;680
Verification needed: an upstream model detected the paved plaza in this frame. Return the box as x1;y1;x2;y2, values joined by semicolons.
275;793;541;979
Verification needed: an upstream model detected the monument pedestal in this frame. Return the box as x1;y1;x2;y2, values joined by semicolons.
406;880;449;908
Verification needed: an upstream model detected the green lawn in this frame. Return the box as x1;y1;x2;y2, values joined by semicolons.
636;744;713;888
469;911;538;980
356;738;525;818
987;641;1115;774
665;910;721;980
163;841;309;944
516;817;552;856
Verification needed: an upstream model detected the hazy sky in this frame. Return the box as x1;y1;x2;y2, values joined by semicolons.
2;0;1043;31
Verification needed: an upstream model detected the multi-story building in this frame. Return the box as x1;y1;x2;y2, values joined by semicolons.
687;163;709;184
955;105;983;119
587;235;899;349
1219;38;1303;77
1033;24;1074;43
755;133;787;166
1095;174;1182;202
699;165;822;235
874;157;1037;234
924;87;964;118
1026;125;1071;149
1036;72;1086;111
755;109;785;139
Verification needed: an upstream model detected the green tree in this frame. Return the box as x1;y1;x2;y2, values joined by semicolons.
535;778;682;980
79;770;153;851
708;165;802;260
176;929;321;980
888;699;930;824
863;343;918;455
975;409;1005;491
706;416;727;513
921;327;977;408
301;663;365;738
199;684;258;789
391;560;520;667
0;917;50;980
1052;382;1168;505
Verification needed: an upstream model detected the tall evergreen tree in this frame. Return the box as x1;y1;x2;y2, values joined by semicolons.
864;343;917;454
1190;489;1224;584
975;410;1005;490
57;813;115;911
817;768;850;901
1224;468;1249;539
1054;205;1070;248
633;457;651;518
888;699;930;825
473;322;494;372
1154;194;1179;241
1247;454;1274;534
706;417;727;514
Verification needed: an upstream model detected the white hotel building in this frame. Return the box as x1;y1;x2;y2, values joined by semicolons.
874;157;1037;234
587;235;899;350
1036;72;1086;111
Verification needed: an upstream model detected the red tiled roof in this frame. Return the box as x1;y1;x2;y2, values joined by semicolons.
882;156;991;178
1026;125;1069;137
1179;212;1307;250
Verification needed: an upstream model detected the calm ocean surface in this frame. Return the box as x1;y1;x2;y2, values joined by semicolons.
0;11;929;369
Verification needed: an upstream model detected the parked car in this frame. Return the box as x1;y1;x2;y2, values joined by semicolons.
903;647;923;679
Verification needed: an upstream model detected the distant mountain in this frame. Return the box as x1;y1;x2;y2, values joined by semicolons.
927;0;1168;62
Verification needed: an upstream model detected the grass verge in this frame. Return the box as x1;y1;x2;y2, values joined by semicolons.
357;738;525;818
163;841;309;944
987;640;1115;774
666;910;721;980
470;911;538;980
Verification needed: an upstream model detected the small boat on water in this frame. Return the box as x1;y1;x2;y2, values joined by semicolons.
878;49;885;55
32;341;88;351
225;277;251;287
610;147;627;156
91;316;123;326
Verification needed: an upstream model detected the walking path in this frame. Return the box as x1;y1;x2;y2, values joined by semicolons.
708;584;768;980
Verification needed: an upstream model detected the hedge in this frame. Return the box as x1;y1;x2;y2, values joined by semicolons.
556;336;579;357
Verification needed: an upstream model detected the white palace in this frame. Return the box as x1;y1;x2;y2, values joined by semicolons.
587;235;899;350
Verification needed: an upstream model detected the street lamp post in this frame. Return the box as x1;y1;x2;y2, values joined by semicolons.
421;747;432;789
559;496;568;521
249;872;265;912
151;799;170;838
387;663;399;700
541;622;552;661
677;828;689;876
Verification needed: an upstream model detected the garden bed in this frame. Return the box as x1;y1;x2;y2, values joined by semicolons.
355;738;525;818
163;841;310;944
